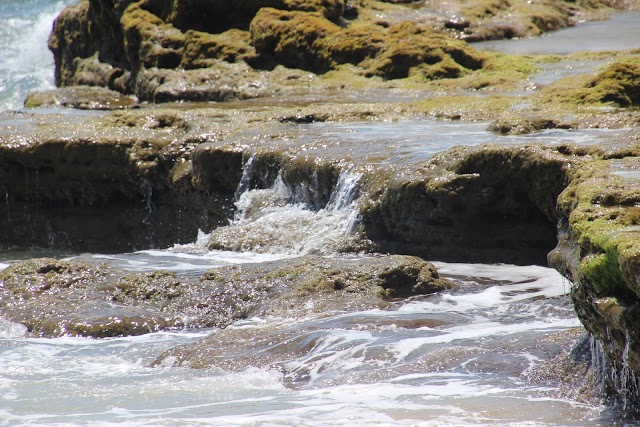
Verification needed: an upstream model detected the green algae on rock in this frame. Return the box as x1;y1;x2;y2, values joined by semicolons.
548;157;640;406
47;0;579;103
540;58;640;108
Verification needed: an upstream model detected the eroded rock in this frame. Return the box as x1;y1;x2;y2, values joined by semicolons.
46;0;626;104
361;144;574;264
548;156;640;408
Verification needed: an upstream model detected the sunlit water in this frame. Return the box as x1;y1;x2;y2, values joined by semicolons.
1;2;636;426
0;158;616;426
473;11;640;87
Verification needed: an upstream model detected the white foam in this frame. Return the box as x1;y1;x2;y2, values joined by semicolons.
0;1;75;111
0;319;28;338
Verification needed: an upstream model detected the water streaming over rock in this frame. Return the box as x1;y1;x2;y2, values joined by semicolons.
208;158;365;256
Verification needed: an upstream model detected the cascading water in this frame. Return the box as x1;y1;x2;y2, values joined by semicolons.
208;158;365;256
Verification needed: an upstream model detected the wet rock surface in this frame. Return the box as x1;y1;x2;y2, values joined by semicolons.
548;156;640;407
0;255;452;338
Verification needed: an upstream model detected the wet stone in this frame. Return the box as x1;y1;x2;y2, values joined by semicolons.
0;255;452;338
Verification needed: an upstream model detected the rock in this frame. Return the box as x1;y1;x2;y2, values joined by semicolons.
0;255;452;338
42;0;628;105
541;61;640;108
361;144;573;264
154;254;453;369
524;329;603;405
251;10;486;79
445;0;619;41
363;21;485;79
24;86;138;110
548;156;640;408
0;108;235;252
0;258;181;338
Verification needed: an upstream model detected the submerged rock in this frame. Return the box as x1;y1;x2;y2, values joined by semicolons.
154;254;453;369
0;255;452;338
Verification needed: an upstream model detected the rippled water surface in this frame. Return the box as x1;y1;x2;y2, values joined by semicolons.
2;2;637;426
1;261;608;427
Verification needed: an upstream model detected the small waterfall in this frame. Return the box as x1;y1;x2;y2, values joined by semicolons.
207;162;366;255
234;154;257;202
590;335;609;396
590;334;640;413
139;178;155;245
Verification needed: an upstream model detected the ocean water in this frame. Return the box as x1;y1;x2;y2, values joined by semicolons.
1;2;638;426
0;0;74;112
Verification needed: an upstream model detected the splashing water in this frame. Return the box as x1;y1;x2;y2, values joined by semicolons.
0;0;74;112
208;162;365;256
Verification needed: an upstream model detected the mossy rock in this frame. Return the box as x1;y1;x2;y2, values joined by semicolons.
364;22;485;79
0;258;111;299
251;9;485;79
250;8;341;72
541;60;640;108
182;29;257;68
167;0;345;33
24;86;138;110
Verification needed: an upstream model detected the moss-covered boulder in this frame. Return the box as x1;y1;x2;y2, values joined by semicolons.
541;60;640;108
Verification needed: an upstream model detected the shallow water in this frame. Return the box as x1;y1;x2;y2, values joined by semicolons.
225;119;627;170
473;12;640;55
1;2;637;426
0;160;617;425
0;261;611;427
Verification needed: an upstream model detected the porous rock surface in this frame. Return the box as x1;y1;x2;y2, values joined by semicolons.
0;255;452;338
46;0;624;103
